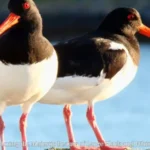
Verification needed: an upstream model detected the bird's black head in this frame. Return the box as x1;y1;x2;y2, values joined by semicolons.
8;0;36;16
99;7;150;37
0;0;42;35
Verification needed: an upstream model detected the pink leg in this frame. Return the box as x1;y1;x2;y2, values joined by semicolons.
63;105;100;150
63;105;75;144
0;116;5;150
86;105;129;150
20;113;28;150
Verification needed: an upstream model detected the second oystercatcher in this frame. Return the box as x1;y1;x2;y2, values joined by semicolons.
39;7;150;150
0;0;58;150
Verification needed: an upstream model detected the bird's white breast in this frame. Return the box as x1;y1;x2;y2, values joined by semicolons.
93;42;138;102
0;50;58;106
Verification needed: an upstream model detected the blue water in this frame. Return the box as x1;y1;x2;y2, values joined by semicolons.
2;44;150;150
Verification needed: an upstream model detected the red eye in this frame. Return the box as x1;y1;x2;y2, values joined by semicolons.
22;2;30;10
127;14;135;20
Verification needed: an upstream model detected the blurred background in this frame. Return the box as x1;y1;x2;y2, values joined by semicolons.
1;0;150;41
0;0;150;150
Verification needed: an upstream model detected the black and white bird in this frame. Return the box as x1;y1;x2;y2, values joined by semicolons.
39;7;150;150
0;0;58;150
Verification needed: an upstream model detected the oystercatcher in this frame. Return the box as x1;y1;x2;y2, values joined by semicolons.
39;8;150;150
0;0;58;150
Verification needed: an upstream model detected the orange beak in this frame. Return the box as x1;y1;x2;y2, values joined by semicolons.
138;24;150;37
0;13;20;35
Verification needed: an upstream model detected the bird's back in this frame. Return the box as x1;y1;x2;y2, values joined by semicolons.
54;32;109;78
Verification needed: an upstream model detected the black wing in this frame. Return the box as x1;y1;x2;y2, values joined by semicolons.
54;35;127;79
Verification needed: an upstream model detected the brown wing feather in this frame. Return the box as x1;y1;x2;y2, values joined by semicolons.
103;49;127;79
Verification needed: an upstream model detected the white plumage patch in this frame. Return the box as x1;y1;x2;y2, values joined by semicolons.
40;42;137;105
109;41;127;51
0;50;58;113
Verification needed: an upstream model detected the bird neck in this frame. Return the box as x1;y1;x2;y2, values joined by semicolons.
18;14;43;35
98;22;136;37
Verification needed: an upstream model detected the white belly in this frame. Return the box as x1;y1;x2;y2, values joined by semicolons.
40;56;137;105
93;54;137;102
40;42;138;105
0;50;58;106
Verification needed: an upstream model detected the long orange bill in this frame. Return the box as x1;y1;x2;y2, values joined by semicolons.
0;13;20;35
138;24;150;37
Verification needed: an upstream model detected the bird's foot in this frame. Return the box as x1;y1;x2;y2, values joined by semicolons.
100;145;131;150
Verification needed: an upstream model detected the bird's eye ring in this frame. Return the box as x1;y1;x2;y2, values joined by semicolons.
22;2;30;10
127;14;135;20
